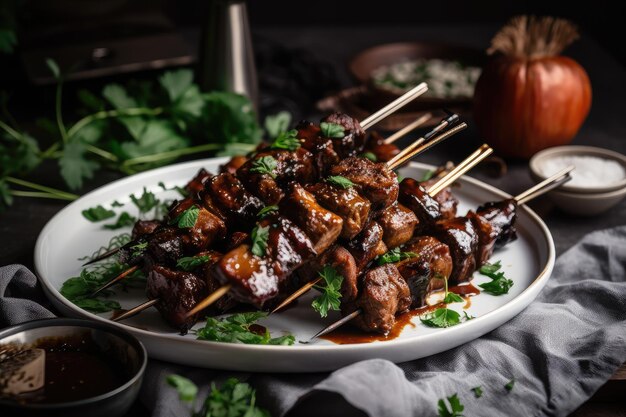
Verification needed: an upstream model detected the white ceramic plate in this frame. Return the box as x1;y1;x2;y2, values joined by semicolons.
35;158;555;372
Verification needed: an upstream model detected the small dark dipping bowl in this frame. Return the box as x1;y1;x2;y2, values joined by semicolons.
0;318;147;417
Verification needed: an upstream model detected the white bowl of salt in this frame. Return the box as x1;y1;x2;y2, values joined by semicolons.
529;145;626;216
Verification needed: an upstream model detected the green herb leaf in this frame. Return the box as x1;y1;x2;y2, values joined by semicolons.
103;212;136;230
420;308;461;328
257;205;278;219
471;386;483;398
463;311;475;321
312;265;343;318
129;241;148;258
159;69;194;103
251;225;270;257
479;261;502;275
265;111;292;139
250;155;278;178
326;175;355;189
45;58;60;79
130;187;159;213
438;393;464;417
176;205;200;229
166;375;198;403
360;151;377;162
377;247;418;265
0;180;13;209
478;261;513;295
270;129;300;151
176;255;210;271
195;312;295;346
420;170;435;182
82;205;116;222
443;292;464;304
320;122;345;138
102;83;138;109
192;378;271;417
505;378;515;392
0;29;17;54
59;141;100;190
111;200;124;207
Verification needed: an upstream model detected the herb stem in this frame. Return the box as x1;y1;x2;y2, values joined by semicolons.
54;79;69;143
67;107;164;139
40;142;61;159
5;176;79;200
0;119;22;141
86;144;118;162
122;143;223;167
10;190;77;200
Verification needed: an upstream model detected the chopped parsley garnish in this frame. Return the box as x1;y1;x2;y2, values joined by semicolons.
251;225;270;257
463;311;475;321
195;312;295;346
257;205;278;219
130;187;159;213
361;151;377;162
250;155;278;178
129;241;148;257
176;255;210;271
377;247;418;265
270;129;300;151
437;393;464;417
320;122;345;138
471;386;483;398
312;265;343;317
478;261;513;295
443;291;464;304
420;308;461;328
326;175;355;189
505;378;515;392
82;205;115;222
167;375;271;417
103;212;136;230
173;205;200;229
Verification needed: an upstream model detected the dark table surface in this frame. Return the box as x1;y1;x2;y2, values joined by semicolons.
1;24;625;416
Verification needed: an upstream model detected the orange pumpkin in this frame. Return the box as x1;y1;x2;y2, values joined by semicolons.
473;16;592;159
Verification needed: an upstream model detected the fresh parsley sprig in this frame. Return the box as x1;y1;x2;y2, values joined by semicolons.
167;375;271;417
270;129;300;151
420;308;461;328
251;225;270;257
103;212;136;230
326;175;354;189
377;247;418;266
82;205;115;222
171;205;200;229
195;312;294;346
250;155;278;178
177;255;210;271
320;122;345;138
311;265;343;318
437;393;464;417
477;261;513;295
257;205;278;219
360;151;377;162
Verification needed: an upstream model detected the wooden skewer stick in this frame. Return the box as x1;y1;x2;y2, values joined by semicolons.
112;299;159;322
184;284;232;318
360;83;428;130
82;247;121;266
383;113;433;144
91;265;139;297
309;165;574;340
271;143;492;315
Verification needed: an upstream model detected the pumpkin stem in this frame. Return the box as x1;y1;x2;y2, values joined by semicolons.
488;16;579;58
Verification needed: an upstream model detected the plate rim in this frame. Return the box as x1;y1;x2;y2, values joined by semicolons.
34;158;555;354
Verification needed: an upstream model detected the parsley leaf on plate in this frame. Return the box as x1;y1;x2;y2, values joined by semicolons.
103;212;136;230
377;247;418;265
443;291;464;304
326;175;354;189
250;155;278;178
438;393;464;417
176;255;210;271
251;225;270;257
130;187;159;213
478;261;513;295
420;308;461;328
320;122;345;138
195;312;295;346
82;205;115;222
312;265;343;317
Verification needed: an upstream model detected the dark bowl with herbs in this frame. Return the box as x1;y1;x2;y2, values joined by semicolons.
0;318;147;417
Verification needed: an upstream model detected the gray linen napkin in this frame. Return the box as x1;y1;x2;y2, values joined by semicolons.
1;226;625;417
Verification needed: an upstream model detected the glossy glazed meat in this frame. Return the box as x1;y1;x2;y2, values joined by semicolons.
202;173;264;229
421;177;459;220
346;221;388;271
167;197;226;252
321;112;366;158
219;155;248;175
376;203;419;248
185;168;212;197
131;220;160;240
398;178;442;233
433;217;478;284
477;199;517;249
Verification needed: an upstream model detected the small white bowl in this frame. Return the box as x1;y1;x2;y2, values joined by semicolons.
529;145;626;193
529;145;626;216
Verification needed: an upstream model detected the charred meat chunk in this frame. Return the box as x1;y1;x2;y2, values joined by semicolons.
203;173;263;229
330;157;399;210
296;121;341;177
433;217;478;284
376;203;419;248
219;155;248;175
146;227;184;267
168;197;227;252
185;168;212;197
307;182;371;240
477;199;518;249
421;178;458;220
399;178;442;232
279;184;343;254
396;236;451;308
346;264;411;335
346;221;388;271
131;220;160;240
321;113;367;158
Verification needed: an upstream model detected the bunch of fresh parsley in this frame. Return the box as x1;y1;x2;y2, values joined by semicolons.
167;375;271;417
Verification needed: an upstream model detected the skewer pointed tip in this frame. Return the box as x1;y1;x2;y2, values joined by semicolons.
309;309;363;341
184;284;232;318
82;247;120;266
90;264;139;297
112;298;158;322
270;277;322;315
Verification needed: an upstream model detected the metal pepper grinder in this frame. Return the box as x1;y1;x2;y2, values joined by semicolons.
198;0;259;113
